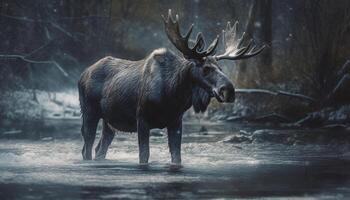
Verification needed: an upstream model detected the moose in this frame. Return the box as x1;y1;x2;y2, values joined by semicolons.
78;10;264;165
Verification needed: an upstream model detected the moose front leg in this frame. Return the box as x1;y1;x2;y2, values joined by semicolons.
137;118;150;164
167;119;182;165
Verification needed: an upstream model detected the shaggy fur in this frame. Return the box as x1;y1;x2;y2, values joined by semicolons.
78;48;234;161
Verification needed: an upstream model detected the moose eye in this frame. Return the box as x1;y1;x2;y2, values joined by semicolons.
203;66;214;76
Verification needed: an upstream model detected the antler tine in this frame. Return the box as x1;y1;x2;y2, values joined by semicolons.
215;21;265;61
193;32;205;52
206;35;219;55
240;39;253;55
232;21;238;38
162;9;219;60
237;32;246;48
238;45;266;59
184;24;194;41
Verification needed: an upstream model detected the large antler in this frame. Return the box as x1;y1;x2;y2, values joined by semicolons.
162;9;219;60
214;21;265;61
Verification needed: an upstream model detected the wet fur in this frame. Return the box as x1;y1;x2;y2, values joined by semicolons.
78;48;210;132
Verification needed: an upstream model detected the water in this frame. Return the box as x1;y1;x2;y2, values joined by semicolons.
0;120;350;199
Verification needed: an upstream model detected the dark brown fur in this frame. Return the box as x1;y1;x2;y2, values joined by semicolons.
79;48;234;163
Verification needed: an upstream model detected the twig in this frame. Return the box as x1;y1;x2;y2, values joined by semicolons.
1;13;77;40
0;55;68;77
326;74;350;102
337;60;350;78
49;22;76;40
276;90;316;103
1;13;111;21
0;13;41;22
56;15;110;21
24;40;53;57
235;88;316;103
236;88;277;95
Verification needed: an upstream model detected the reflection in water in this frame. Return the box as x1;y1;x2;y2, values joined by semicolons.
0;121;349;199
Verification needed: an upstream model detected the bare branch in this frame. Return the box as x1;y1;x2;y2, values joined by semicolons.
235;88;316;103
49;22;76;40
0;13;77;40
56;15;110;21
336;60;350;79
0;55;68;77
236;88;277;95
0;13;111;22
325;74;350;104
0;13;41;22
24;41;53;57
276;90;316;103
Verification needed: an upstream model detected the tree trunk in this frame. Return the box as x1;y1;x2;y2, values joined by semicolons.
256;0;272;82
234;0;273;87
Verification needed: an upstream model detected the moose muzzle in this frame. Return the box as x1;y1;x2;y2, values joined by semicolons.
212;83;235;103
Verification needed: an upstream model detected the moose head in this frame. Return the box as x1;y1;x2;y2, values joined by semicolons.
162;9;265;105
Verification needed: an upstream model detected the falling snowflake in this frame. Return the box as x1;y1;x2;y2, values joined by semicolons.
254;22;261;28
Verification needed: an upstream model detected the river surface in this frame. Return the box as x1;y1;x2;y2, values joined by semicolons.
0;120;350;199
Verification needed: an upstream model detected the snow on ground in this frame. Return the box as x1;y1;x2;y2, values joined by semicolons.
0;90;80;122
38;90;80;119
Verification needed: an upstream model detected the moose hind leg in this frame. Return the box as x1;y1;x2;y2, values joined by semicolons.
167;119;182;164
81;114;99;160
95;120;115;160
137;118;150;164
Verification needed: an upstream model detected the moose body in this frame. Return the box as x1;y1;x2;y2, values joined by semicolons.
80;50;190;133
78;10;264;164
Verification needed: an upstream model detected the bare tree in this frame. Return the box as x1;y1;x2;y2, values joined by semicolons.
292;0;350;100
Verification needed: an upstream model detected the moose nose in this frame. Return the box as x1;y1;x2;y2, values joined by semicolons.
219;84;235;103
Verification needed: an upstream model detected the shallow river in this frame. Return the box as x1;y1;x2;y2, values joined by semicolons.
0;120;350;199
